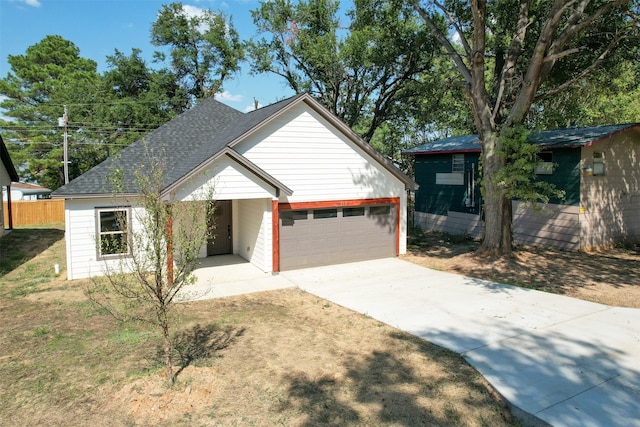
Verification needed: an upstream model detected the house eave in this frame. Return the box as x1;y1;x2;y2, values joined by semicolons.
51;192;139;200
406;148;482;156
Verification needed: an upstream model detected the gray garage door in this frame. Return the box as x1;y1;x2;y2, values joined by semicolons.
279;204;396;270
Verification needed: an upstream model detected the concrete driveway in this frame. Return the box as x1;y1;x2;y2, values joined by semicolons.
280;258;640;427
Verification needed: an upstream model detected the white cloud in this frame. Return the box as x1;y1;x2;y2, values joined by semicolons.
181;4;213;33
11;0;41;6
182;4;207;19
215;91;244;103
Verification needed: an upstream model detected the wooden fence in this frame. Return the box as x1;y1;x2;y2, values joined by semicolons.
3;199;65;227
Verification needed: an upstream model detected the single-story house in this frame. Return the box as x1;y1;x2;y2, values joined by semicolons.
1;135;20;234
3;182;52;200
52;93;416;280
404;123;640;250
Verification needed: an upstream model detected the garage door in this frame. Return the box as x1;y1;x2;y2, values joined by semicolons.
279;204;396;270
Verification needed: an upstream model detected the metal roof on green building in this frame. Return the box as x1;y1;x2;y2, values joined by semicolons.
404;123;640;155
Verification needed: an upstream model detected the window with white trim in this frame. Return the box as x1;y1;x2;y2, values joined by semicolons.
452;153;465;173
96;208;130;258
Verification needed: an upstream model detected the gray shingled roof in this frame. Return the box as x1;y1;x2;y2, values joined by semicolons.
404;123;640;155
403;134;480;154
52;95;304;198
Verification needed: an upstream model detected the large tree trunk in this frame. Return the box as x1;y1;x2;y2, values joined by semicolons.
467;1;512;256
478;131;512;255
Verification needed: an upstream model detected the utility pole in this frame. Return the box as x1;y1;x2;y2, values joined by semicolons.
58;106;69;184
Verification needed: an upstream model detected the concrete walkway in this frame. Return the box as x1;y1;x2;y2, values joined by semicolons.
187;256;640;427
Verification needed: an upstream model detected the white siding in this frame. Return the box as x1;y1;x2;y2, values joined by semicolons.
172;156;277;202
235;105;408;254
237;108;405;202
234;198;272;272
65;198;144;280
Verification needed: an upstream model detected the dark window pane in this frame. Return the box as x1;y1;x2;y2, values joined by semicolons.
280;210;307;226
291;210;308;220
313;209;338;219
369;206;391;216
538;152;553;162
100;211;126;232
343;207;365;217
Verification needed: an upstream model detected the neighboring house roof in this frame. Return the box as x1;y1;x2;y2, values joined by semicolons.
404;123;640;155
1;135;19;182
10;182;52;196
52;93;415;199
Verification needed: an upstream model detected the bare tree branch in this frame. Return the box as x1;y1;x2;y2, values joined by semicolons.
492;0;530;119
552;0;629;53
543;47;583;63
412;0;473;84
433;0;472;57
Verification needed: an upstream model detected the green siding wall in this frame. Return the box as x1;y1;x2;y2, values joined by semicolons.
414;148;581;215
535;148;581;205
414;153;481;215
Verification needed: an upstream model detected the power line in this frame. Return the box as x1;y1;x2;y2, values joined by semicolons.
1;123;164;131
6;99;189;108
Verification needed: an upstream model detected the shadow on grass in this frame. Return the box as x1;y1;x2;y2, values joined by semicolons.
0;227;65;276
162;323;245;380
278;331;517;427
408;228;640;294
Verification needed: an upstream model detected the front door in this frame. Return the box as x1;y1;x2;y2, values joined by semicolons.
207;200;232;256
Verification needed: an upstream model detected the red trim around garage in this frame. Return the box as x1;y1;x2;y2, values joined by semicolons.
395;202;400;256
273;197;401;272
272;200;280;272
279;197;400;210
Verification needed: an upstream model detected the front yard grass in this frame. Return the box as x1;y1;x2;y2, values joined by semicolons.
0;227;518;426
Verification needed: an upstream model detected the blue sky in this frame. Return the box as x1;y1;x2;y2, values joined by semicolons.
0;0;294;111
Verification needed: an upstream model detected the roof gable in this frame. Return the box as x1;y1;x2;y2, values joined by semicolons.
52;93;415;198
404;123;640;155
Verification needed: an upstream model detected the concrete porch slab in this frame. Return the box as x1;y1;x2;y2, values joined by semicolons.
178;255;295;301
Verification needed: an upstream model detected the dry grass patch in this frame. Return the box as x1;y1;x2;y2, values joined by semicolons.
404;229;640;308
101;291;516;426
0;227;517;426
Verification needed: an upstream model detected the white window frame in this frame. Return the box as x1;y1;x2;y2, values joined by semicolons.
95;207;131;260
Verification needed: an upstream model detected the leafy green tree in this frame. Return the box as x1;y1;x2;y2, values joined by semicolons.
531;61;640;128
413;0;640;255
93;49;189;151
248;0;442;142
151;2;244;100
0;35;100;189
